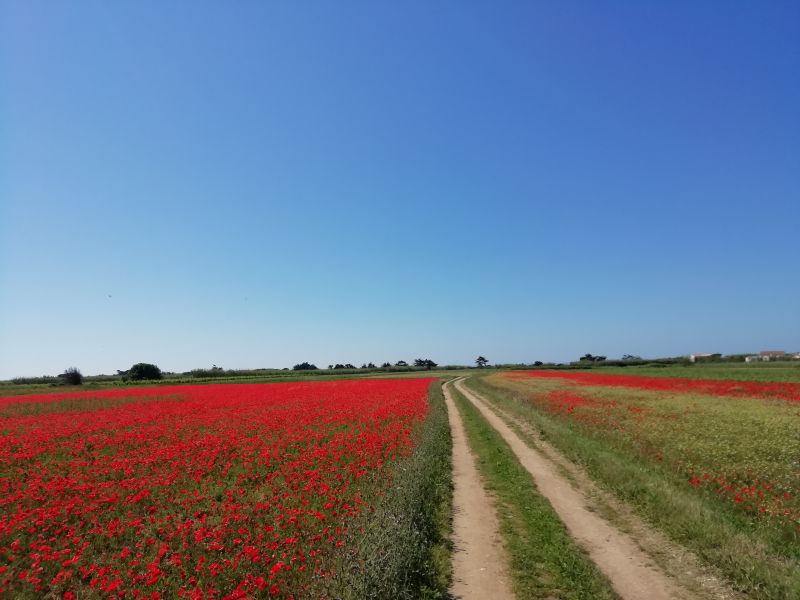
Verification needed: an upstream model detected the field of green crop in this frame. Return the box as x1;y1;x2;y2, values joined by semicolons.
594;362;800;383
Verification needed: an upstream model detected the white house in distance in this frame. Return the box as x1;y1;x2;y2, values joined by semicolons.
745;350;790;362
690;351;797;363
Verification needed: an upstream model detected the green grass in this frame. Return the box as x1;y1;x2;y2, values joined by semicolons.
588;362;800;383
449;383;617;600
0;369;479;397
472;375;800;599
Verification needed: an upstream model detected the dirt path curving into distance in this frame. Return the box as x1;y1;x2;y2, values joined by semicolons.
454;377;742;600
443;380;515;600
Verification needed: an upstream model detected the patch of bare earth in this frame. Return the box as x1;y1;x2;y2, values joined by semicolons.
455;378;744;600
444;381;515;600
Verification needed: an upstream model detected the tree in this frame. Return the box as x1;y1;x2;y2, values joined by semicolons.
414;358;438;370
121;363;163;381
533;361;543;366
60;367;83;385
395;360;408;367
381;362;391;368
579;354;606;363
292;362;318;371
475;356;489;368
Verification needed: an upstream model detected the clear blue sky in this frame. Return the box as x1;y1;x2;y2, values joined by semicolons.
2;2;798;378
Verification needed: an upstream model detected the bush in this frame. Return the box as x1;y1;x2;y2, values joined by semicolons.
292;362;318;371
189;366;227;378
121;363;163;381
60;367;83;385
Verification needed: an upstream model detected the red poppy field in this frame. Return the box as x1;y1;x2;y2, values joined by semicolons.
497;370;800;530
504;369;800;403
0;379;439;599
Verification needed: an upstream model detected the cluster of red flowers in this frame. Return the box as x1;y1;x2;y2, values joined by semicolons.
506;370;800;402
0;379;432;598
685;471;793;518
541;390;603;415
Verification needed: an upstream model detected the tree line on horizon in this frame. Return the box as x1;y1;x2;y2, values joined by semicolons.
293;358;440;371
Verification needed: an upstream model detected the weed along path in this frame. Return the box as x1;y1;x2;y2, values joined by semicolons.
454;377;702;600
443;380;515;600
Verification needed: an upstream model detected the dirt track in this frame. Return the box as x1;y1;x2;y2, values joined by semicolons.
443;381;514;600
452;377;741;600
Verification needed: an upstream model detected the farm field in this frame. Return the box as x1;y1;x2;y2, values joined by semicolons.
5;365;800;599
0;379;451;599
473;370;800;599
0;368;477;398
582;362;800;383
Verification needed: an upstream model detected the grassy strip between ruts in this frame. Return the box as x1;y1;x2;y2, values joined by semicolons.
468;376;800;600
449;382;618;600
322;380;453;600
